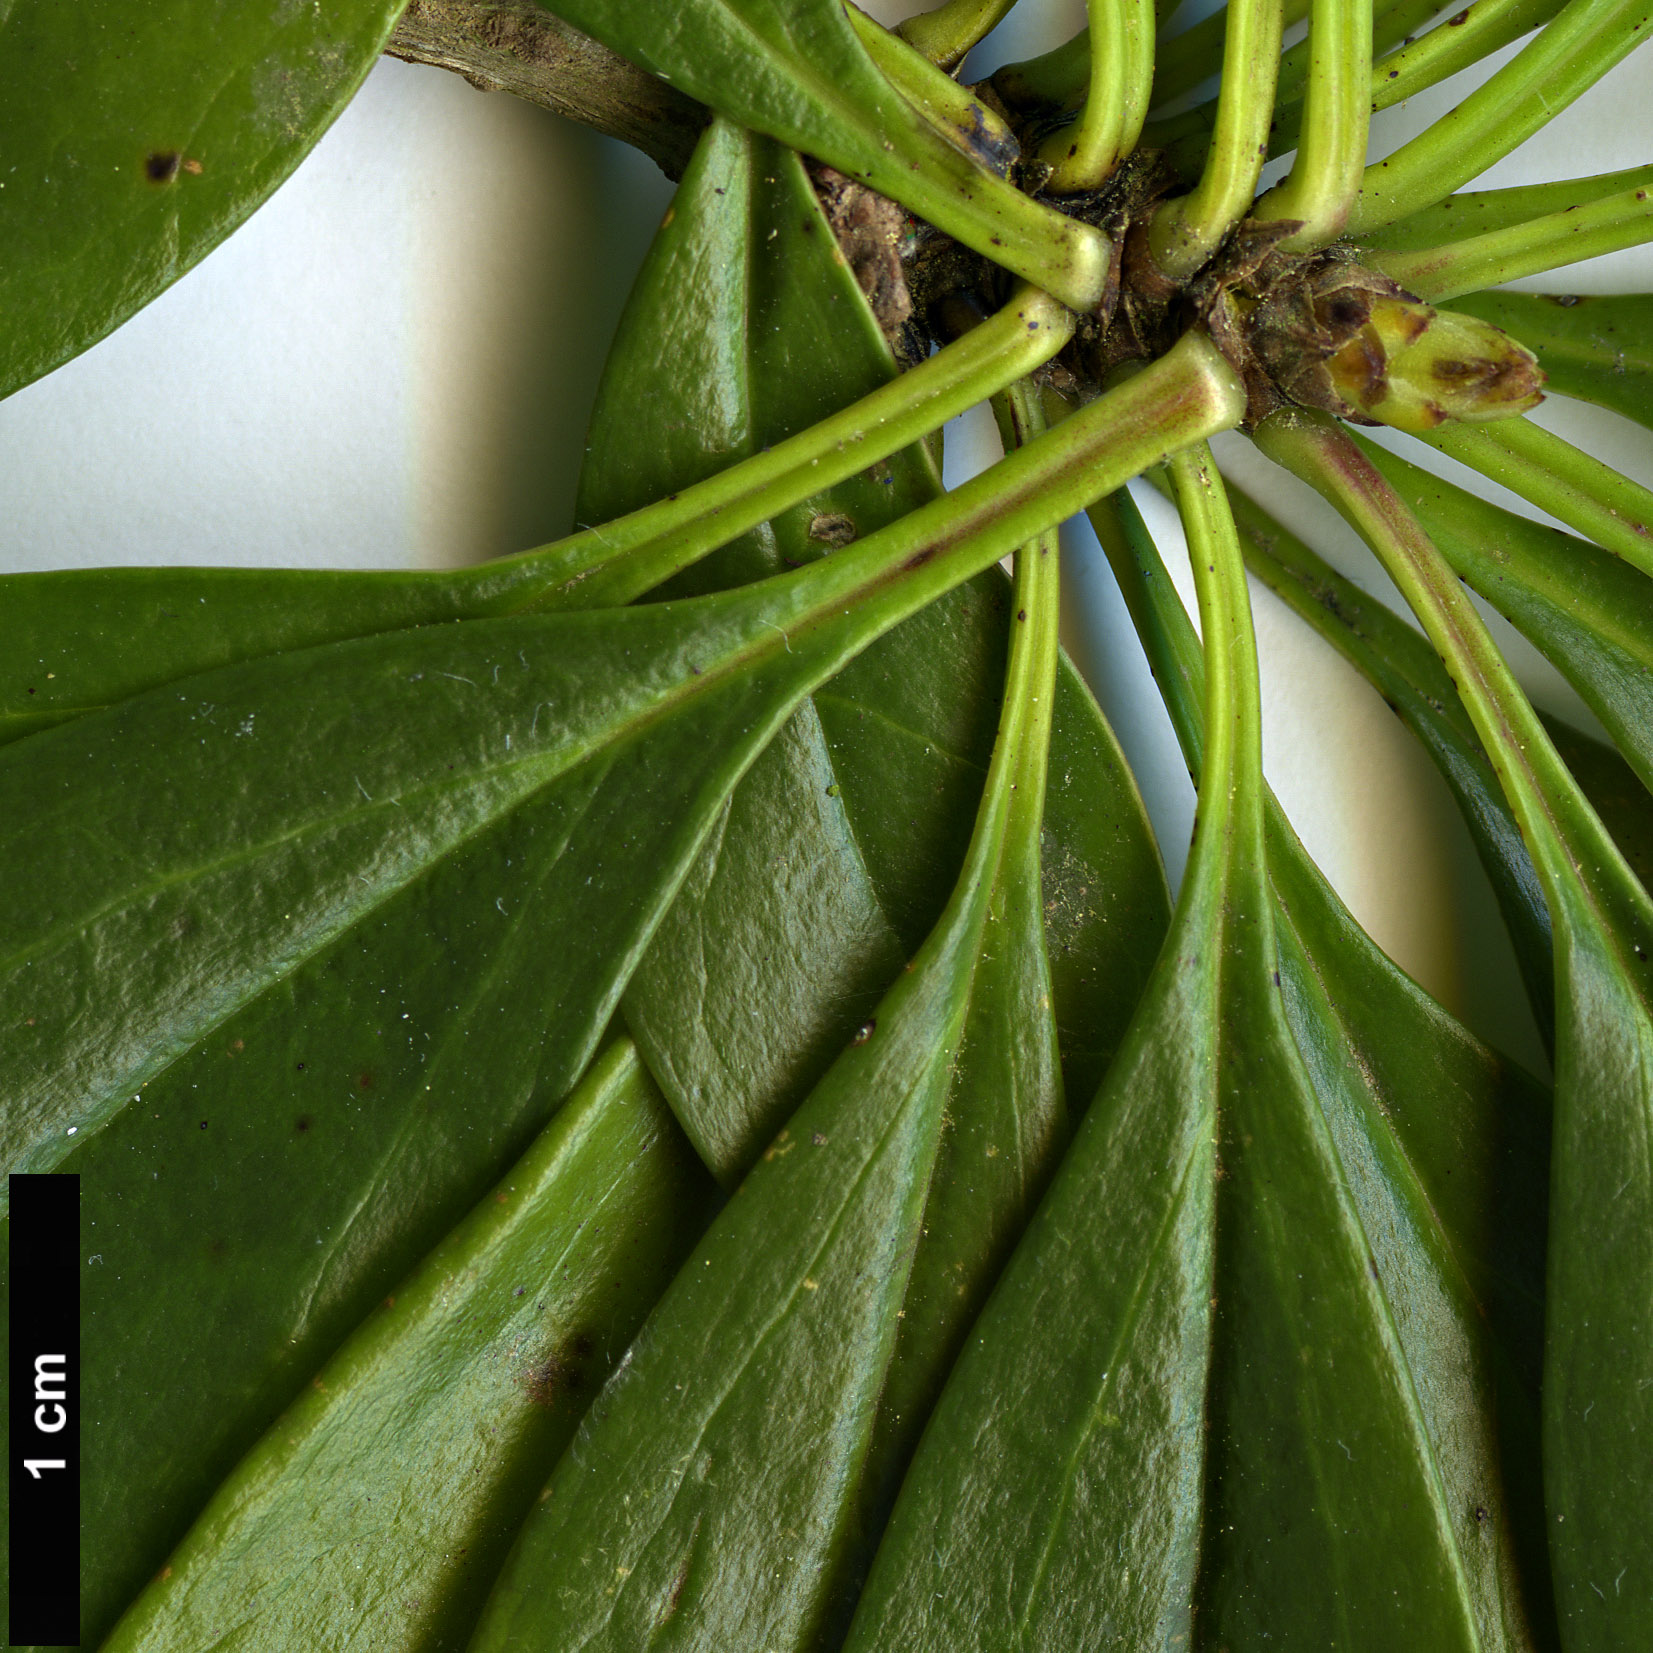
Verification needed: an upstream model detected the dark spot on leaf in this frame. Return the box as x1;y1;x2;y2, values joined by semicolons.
146;151;181;183
1474;1505;1488;1522
295;1115;312;1134
1448;7;1470;21
662;1548;694;1624
198;1120;208;1131
520;1333;594;1406
357;1070;375;1091
853;1019;876;1045
208;1237;228;1258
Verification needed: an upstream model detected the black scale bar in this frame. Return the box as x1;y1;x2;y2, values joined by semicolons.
9;1175;79;1648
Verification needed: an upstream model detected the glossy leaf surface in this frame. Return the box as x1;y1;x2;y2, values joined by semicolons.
0;0;405;400
846;455;1548;1650
2;328;1238;1188
101;1039;716;1653
1257;412;1652;1650
471;435;1069;1653
7;332;1242;1641
577;121;1166;1179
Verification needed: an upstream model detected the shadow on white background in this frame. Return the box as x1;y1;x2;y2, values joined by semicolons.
7;2;1653;1077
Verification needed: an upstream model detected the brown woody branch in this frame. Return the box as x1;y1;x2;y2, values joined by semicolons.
386;0;707;178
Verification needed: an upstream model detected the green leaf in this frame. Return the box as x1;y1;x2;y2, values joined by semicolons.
845;453;1550;1650
0;285;1072;748
0;0;406;401
8;333;1242;1639
98;1039;716;1653
1449;290;1653;431
574;119;944;602
4;338;1238;1183
1224;477;1557;1051
1256;409;1653;1650
468;410;1069;1653
1358;434;1653;798
46;606;854;1640
536;0;1110;309
575;120;1167;1180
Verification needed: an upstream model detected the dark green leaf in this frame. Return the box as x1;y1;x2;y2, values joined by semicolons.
846;454;1549;1650
469;448;1069;1653
0;0;405;400
9;338;1242;1639
576;120;1167;1179
98;1039;716;1653
1254;411;1653;1650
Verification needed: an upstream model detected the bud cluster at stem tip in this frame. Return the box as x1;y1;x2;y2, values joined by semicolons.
1324;295;1546;433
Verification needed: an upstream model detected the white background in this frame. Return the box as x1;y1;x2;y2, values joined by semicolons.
5;0;1651;1075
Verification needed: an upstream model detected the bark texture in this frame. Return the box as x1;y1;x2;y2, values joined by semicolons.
386;0;706;178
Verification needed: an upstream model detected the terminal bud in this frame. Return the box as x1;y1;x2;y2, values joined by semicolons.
1325;297;1545;433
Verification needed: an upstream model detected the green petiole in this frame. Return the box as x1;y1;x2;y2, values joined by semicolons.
1271;0;1569;159
1252;409;1584;900
1039;0;1156;193
1368;180;1653;302
896;0;1022;70
1415;414;1653;583
488;289;1074;612
1347;0;1653;236
848;7;1018;172
1172;440;1269;892
1224;470;1558;1039
1253;0;1373;248
1148;0;1309;113
1150;0;1287;280
757;331;1245;631
1367;0;1569;118
1357;164;1653;253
